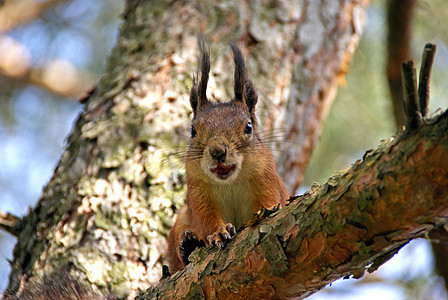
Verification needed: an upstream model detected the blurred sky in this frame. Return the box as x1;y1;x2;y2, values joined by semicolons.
0;0;447;298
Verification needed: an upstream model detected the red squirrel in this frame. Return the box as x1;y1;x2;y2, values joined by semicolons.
167;41;289;273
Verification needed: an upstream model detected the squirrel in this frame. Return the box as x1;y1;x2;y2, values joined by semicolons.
167;40;289;274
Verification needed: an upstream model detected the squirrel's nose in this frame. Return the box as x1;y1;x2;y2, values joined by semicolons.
209;144;227;163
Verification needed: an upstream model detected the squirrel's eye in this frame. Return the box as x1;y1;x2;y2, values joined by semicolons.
190;125;197;138
244;122;253;135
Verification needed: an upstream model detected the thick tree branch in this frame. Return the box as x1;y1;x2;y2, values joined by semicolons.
139;110;448;299
387;1;447;288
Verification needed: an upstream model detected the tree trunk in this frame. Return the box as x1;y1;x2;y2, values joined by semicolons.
3;0;388;298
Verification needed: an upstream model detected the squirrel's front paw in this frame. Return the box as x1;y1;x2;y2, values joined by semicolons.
207;223;236;248
180;231;205;265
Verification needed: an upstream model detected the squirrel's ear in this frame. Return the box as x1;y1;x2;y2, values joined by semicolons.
190;38;210;116
230;43;258;114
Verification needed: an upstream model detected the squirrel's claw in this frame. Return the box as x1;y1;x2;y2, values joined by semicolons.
207;223;236;248
268;203;283;212
226;223;237;237
245;203;283;227
180;230;205;265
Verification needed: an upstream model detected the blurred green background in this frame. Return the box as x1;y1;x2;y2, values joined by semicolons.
0;0;447;298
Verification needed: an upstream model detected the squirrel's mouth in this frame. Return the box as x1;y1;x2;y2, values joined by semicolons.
209;163;237;180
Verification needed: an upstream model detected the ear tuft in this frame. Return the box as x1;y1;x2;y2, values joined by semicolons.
190;37;210;116
190;73;199;114
229;43;258;114
230;43;245;103
244;80;258;114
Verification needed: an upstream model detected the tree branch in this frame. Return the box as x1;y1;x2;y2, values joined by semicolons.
0;0;68;33
0;210;21;236
139;110;448;299
271;0;371;191
401;60;421;130
418;43;437;117
0;35;94;99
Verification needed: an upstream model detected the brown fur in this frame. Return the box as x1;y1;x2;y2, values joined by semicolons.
167;41;289;273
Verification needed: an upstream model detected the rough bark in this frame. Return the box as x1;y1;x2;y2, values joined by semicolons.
5;0;370;298
139;109;448;299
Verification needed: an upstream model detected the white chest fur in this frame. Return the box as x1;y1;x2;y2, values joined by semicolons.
211;180;254;230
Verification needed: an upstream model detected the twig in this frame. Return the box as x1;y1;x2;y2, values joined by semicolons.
401;60;422;130
0;209;21;236
418;43;437;117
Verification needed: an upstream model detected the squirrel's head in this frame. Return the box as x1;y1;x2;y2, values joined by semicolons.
186;40;261;184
